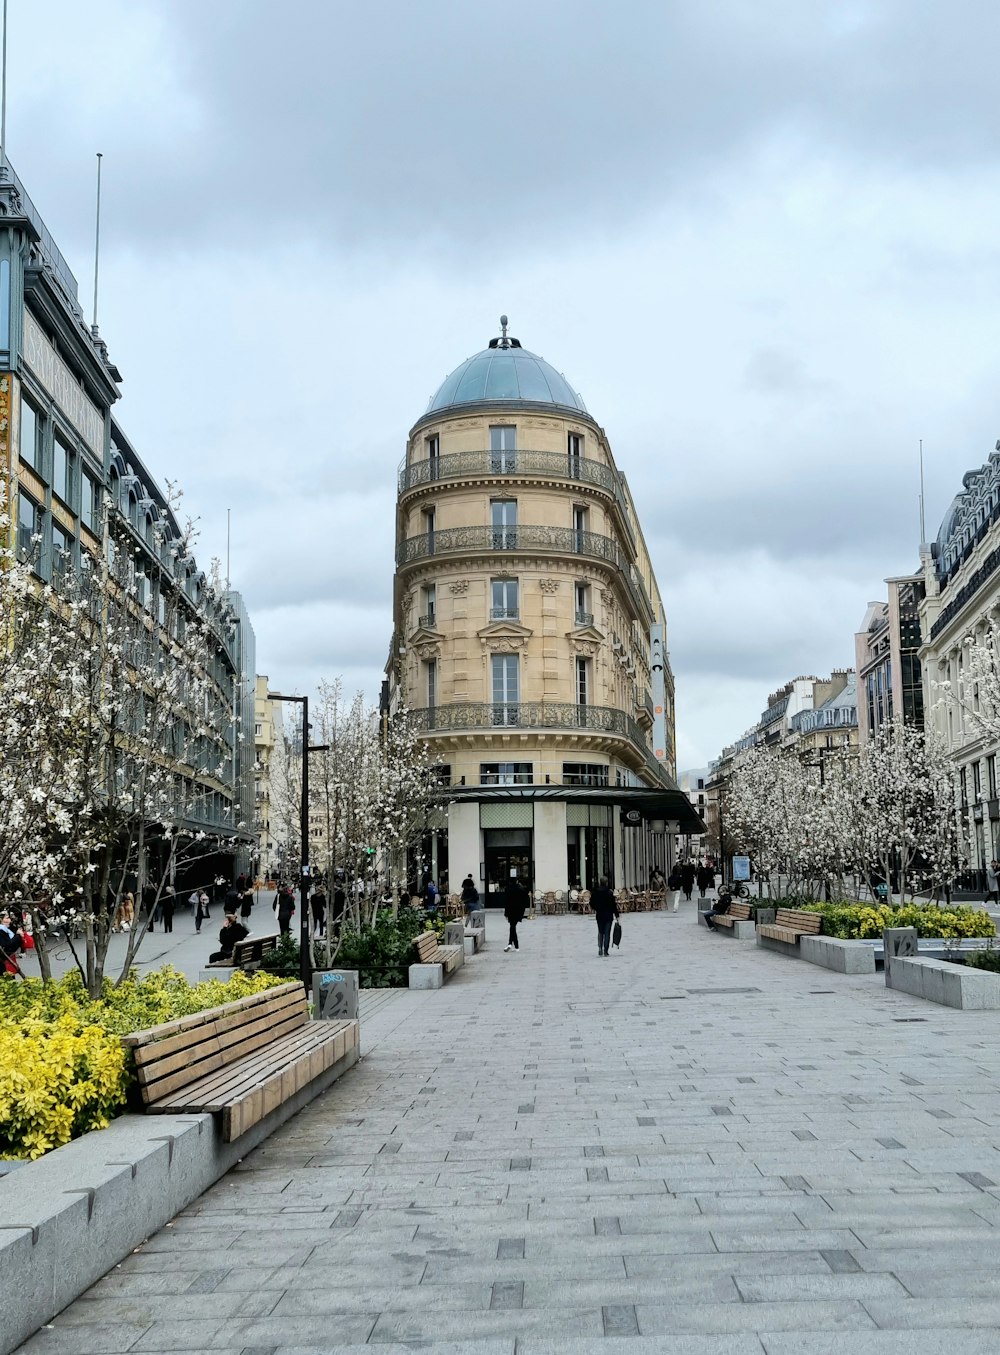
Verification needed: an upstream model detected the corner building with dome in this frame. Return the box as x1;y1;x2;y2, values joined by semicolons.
387;321;701;902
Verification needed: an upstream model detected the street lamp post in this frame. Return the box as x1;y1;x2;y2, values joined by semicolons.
268;692;328;995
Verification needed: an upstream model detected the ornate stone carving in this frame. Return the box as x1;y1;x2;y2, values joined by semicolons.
539;578;560;594
569;638;600;658
412;638;442;660
449;579;469;595
484;636;528;653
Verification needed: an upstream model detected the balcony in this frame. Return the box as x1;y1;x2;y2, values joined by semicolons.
398;447;636;552
397;524;653;623
575;609;594;627
410;701;670;787
418;611;437;629
490;606;520;621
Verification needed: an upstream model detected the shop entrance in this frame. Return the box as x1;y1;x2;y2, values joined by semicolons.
484;828;533;905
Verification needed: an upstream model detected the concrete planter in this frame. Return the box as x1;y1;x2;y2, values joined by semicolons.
799;935;877;975
0;1043;359;1355
885;953;1000;1009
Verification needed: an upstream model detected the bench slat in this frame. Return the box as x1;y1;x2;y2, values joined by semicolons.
123;982;302;1048
153;1025;337;1111
135;1000;307;1092
131;986;306;1074
138;1005;308;1100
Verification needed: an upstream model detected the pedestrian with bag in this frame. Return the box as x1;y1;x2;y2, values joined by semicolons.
591;877;620;957
0;910;25;977
194;888;210;933
503;877;528;952
667;863;683;912
160;885;176;934
696;861;715;899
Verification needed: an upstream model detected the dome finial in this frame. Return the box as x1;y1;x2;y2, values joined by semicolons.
500;313;509;341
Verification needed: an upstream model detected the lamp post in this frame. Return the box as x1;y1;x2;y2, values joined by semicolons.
268;692;328;994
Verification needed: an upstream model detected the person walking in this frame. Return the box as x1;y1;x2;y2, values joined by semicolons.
591;877;619;957
275;885;296;937
696;862;715;900
209;912;249;963
679;860;696;902
310;883;327;939
239;886;253;924
987;859;1000;905
667;863;682;912
160;885;175;934
460;873;479;919
503;877;528;952
195;889;210;933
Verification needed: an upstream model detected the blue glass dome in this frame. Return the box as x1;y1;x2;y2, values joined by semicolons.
426;333;587;417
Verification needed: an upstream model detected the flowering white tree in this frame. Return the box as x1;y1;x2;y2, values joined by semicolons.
0;470;240;995
942;617;1000;743
722;727;960;903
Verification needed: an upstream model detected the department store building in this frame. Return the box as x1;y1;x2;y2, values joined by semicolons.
386;322;702;901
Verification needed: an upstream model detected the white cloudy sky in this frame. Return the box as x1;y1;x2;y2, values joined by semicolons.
12;1;1000;769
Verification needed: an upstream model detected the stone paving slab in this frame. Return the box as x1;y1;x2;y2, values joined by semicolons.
19;908;1000;1352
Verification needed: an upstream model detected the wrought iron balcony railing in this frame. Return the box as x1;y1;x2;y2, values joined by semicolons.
398;448;636;550
418;611;437;629
410;701;670;788
575;609;594;627
397;525;653;622
490;606;520;621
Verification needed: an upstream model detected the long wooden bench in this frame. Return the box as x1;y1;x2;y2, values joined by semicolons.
713;901;752;929
204;933;278;973
121;981;359;1141
757;908;822;945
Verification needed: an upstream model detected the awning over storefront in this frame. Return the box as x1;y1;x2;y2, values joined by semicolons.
432;783;705;834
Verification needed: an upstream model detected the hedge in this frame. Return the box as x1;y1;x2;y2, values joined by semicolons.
797;901;995;940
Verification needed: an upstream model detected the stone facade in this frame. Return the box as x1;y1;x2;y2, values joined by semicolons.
386;326;697;899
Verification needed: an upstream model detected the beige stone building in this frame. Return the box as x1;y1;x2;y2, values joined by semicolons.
385;321;701;901
253;676;280;881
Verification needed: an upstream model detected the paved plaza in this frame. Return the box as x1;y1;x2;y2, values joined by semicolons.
17;904;1000;1354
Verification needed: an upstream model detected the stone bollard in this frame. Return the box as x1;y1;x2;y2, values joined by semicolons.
755;908;776;926
470;909;485;931
883;926;918;989
444;921;465;948
312;968;360;1021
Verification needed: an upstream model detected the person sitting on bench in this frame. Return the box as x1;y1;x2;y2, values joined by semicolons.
209;912;249;963
703;889;732;932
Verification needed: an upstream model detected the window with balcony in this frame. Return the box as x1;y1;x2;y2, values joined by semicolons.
421;583;437;628
574;580;592;626
576;656;590;707
562;762;608;786
426;658;438;708
567;432;583;479
19;396;41;471
490;424;517;473
491;499;517;549
480;761;532;785
421;506;436;554
491;652;519;724
491;577;519;620
426;434;440;478
572;504;588;552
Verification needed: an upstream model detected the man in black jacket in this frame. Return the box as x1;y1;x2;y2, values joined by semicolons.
209;912;249;963
591;878;620;957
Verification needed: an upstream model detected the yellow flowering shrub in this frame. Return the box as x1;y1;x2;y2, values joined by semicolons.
0;1016;129;1160
0;968;290;1159
798;902;996;940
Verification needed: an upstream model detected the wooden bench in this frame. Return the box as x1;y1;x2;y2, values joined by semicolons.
121;982;359;1141
713;900;752;929
757;908;822;946
409;929;463;989
204;933;278;974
